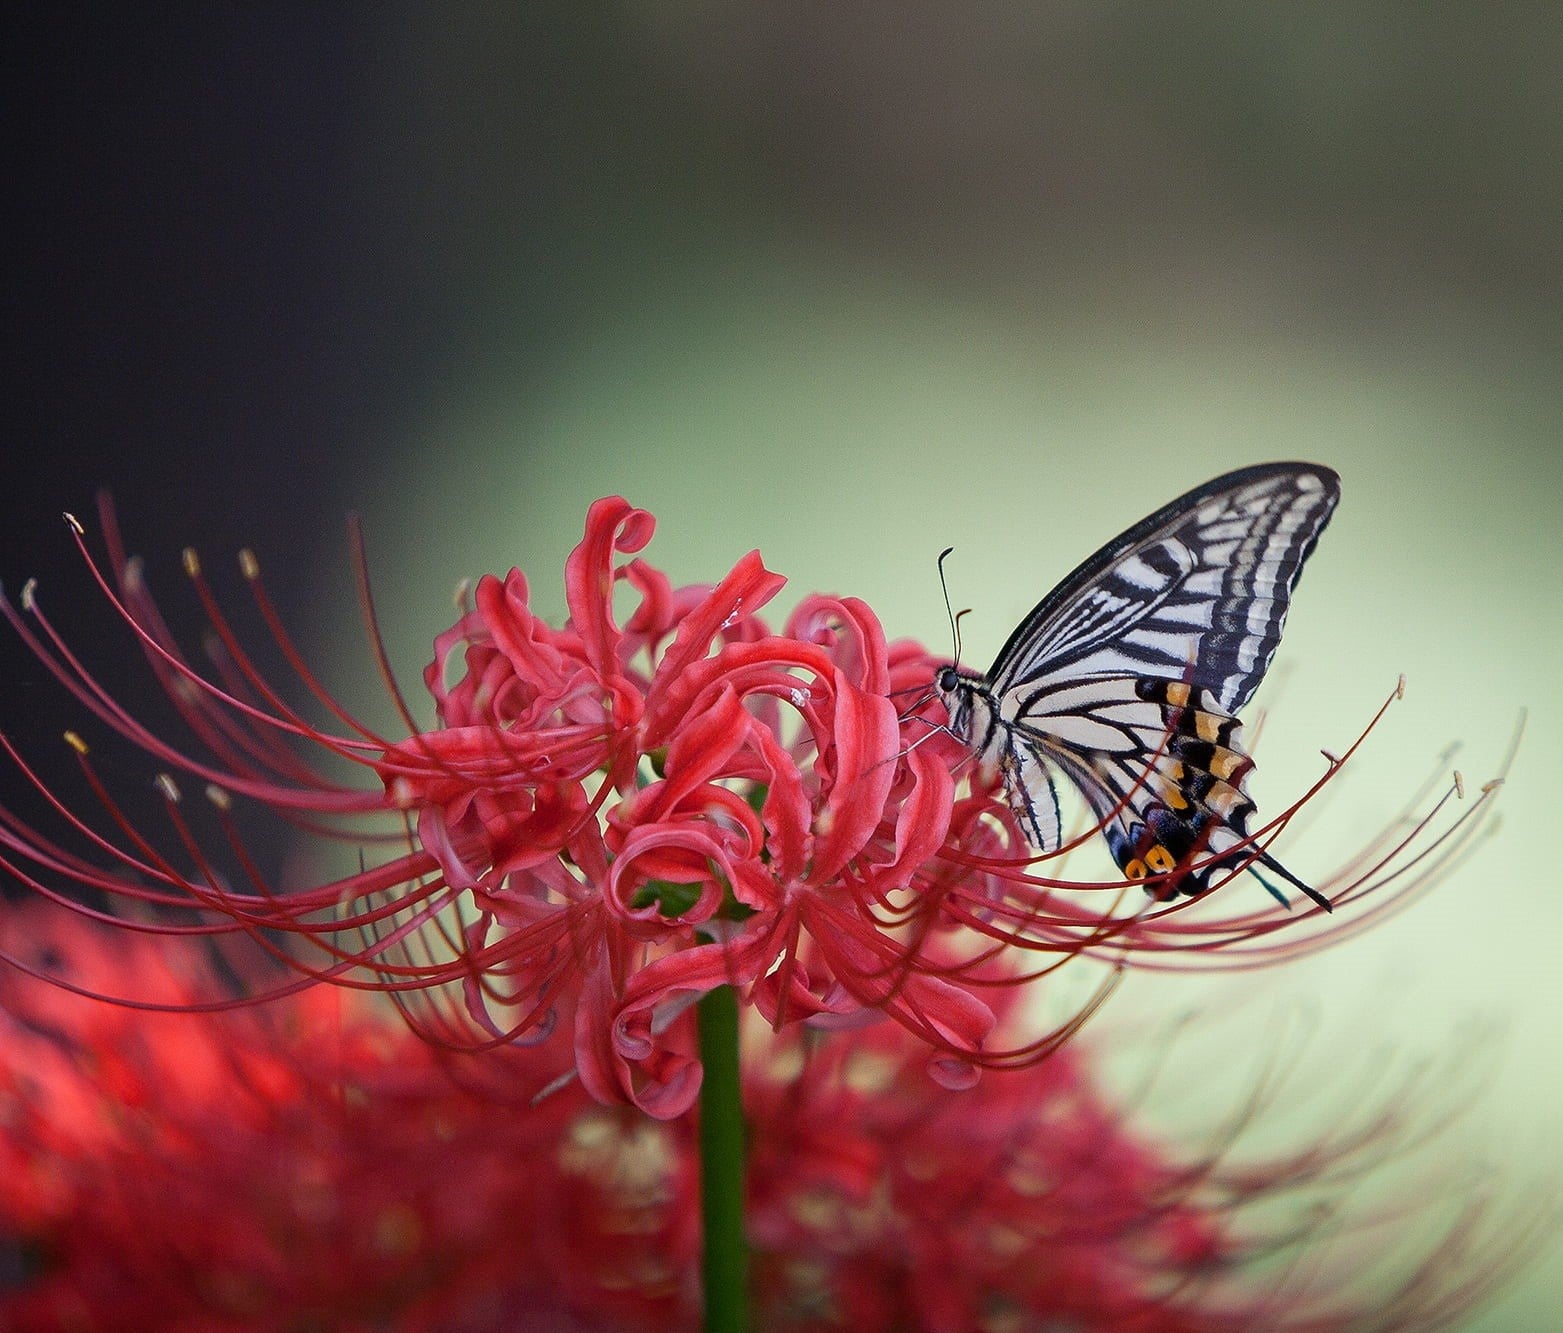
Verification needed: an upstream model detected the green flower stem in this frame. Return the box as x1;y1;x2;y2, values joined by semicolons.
697;984;750;1333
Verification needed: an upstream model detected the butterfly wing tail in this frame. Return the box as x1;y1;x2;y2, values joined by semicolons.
1250;848;1333;913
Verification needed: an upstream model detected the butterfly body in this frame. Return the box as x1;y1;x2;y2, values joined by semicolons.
935;463;1340;910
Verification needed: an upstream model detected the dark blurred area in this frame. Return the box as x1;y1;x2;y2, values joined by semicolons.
6;8;366;857
9;9;356;544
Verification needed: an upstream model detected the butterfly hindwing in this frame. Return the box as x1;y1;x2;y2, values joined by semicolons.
1028;680;1257;892
1000;735;1063;853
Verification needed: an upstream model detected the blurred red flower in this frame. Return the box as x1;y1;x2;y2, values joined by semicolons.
0;907;1537;1332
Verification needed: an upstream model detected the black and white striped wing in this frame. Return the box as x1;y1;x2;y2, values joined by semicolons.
1009;675;1271;894
980;463;1340;902
988;463;1340;714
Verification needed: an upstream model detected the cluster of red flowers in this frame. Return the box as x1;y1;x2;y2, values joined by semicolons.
373;497;1001;1115
0;905;1532;1331
0;497;1497;1122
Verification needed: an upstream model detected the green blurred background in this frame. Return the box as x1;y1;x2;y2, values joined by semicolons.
337;10;1559;1327
9;5;1560;1325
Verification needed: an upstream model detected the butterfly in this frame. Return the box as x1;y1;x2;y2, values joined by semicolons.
933;462;1340;911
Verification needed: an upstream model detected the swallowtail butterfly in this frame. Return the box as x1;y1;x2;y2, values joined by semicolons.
934;462;1340;911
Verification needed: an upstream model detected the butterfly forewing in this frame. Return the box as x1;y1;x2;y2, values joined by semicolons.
988;463;1339;713
940;462;1340;906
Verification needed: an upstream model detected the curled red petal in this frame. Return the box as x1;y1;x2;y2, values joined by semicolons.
644;638;837;748
572;950;622;1109
873;744;956;891
565;496;654;682
604;930;774;1120
796;896;998;1055
749;722;811;885
808;671;899;888
603;822;739;927
786;594;892;695
644;549;787;734
471;569;572;701
650;686;751;817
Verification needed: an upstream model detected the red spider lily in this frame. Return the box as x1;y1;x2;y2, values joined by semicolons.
0;907;1541;1332
0;496;1501;1118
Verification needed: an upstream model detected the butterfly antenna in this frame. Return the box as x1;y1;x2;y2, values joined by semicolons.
937;546;962;664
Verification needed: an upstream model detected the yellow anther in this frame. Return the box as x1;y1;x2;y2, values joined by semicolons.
19;579;37;612
238;548;260;580
1453;771;1465;799
154;773;182;803
182;547;202;578
205;784;233;811
1396;674;1406;700
63;512;84;535
63;730;89;755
